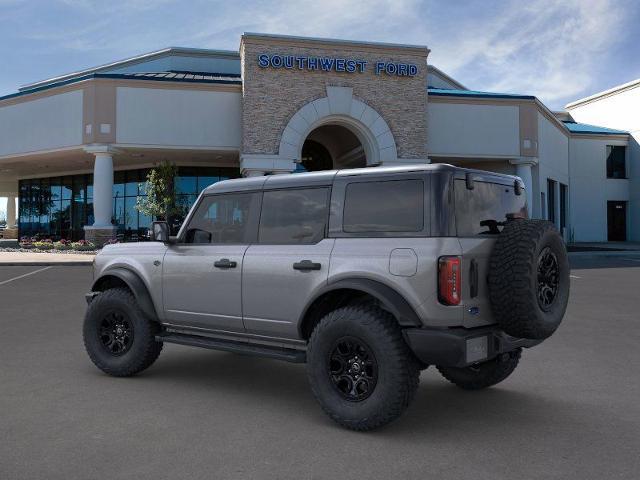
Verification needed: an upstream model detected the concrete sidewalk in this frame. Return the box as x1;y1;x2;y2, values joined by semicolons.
568;242;640;252
0;252;94;266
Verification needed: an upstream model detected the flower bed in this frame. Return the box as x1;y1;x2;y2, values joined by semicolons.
4;237;99;254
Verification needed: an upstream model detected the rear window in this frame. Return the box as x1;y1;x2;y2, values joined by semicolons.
343;179;424;233
455;180;527;235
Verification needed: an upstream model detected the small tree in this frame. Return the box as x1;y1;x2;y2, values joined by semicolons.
136;161;181;222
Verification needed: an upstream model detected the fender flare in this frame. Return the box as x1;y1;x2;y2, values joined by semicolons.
91;267;158;321
299;278;422;329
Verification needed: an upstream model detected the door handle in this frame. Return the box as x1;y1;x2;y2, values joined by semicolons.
293;260;321;271
214;258;237;269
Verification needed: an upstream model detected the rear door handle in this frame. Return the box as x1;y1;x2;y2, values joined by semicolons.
214;258;237;269
293;260;321;271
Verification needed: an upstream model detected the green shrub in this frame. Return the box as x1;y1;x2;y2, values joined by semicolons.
71;240;96;251
54;240;73;250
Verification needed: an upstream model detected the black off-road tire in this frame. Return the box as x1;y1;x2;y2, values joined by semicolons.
437;349;521;390
83;287;163;377
307;304;420;431
489;219;569;340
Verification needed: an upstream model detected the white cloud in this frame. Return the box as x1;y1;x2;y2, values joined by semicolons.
426;0;628;107
4;0;634;109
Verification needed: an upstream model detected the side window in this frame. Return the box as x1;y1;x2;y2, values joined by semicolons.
259;188;330;244
184;193;257;244
343;179;424;233
606;145;626;179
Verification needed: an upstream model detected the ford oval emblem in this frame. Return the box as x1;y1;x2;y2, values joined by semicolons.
468;306;480;316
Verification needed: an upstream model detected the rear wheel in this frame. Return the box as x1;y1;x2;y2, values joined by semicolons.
437;349;521;390
307;304;420;431
83;288;163;377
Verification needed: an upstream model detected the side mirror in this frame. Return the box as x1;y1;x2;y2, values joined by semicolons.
150;221;170;243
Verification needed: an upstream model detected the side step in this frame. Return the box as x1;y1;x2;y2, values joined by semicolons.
156;333;307;363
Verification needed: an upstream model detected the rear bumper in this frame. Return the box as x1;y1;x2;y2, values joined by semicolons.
403;326;542;368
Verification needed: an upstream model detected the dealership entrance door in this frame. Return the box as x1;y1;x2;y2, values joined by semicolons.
299;124;366;172
607;201;627;241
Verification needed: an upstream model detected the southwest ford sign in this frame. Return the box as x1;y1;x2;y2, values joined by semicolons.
257;54;418;77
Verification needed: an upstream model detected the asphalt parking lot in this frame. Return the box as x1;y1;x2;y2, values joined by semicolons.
1;256;639;480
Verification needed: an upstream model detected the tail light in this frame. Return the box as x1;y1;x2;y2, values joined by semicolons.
438;256;461;306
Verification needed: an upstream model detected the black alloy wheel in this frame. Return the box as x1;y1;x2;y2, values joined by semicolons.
307;304;420;431
99;310;134;356
328;337;378;402
83;287;163;377
537;247;559;310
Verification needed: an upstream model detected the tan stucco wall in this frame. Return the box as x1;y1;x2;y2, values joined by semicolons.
240;35;429;160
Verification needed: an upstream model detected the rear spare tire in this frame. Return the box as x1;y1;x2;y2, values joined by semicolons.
488;219;569;340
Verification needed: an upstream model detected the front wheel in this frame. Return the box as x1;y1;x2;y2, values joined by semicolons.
307;304;420;431
437;349;521;390
83;288;163;377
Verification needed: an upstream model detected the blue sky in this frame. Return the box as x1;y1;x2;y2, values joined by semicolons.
1;0;639;217
1;0;639;109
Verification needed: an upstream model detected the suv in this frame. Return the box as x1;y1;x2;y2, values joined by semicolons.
84;164;569;431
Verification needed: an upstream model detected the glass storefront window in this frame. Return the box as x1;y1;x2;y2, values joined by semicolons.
87;175;94;200
113;171;125;199
49;178;61;202
62;178;72;200
18;167;239;240
198;176;218;192
175;175;198;195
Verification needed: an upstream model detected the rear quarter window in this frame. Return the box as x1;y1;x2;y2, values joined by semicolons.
343;179;424;233
455;180;527;236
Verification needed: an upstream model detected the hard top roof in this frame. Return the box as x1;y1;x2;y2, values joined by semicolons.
203;164;522;194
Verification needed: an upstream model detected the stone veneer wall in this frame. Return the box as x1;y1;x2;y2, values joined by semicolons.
241;36;429;160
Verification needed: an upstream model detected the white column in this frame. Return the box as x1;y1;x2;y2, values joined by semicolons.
6;195;16;228
91;151;115;227
83;146;118;245
510;158;537;218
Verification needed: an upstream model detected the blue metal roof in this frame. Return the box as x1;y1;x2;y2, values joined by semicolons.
562;121;628;135
0;71;242;103
428;87;535;100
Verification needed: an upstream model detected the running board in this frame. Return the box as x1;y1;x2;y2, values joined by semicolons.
156;333;307;363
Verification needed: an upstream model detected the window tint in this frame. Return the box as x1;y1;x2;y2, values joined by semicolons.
259;188;329;244
343;180;424;233
455;180;527;235
184;193;257;244
606;145;626;179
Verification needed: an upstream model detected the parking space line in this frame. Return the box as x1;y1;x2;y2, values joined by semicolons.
570;274;581;279
0;266;52;286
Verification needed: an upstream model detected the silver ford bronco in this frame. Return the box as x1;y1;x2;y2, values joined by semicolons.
84;164;569;431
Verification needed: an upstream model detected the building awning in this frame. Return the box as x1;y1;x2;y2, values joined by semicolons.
427;87;535;100
0;71;242;103
561;121;628;135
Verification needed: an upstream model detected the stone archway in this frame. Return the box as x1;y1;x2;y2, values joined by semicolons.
278;86;398;169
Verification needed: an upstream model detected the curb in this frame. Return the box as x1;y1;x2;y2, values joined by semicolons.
568;250;640;257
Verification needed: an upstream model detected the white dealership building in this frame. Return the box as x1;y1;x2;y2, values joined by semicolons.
0;33;636;244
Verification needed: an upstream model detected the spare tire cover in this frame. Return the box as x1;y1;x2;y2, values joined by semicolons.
488;219;570;340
